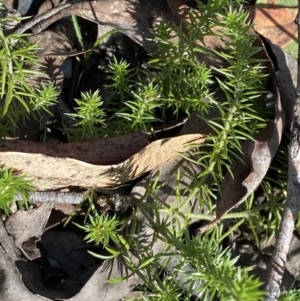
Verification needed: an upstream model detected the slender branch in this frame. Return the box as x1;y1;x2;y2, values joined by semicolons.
12;1;72;34
264;8;300;301
14;191;85;204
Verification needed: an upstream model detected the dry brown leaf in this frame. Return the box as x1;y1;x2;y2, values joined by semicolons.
28;0;226;68
0;132;149;165
28;29;75;91
5;203;52;260
0;134;205;190
30;0;173;54
245;4;298;48
216;118;283;219
166;0;191;22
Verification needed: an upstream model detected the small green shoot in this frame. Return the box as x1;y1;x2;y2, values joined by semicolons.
0;168;33;215
67;90;107;141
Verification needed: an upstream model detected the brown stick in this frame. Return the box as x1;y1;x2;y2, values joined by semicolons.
265;8;300;301
13;1;72;34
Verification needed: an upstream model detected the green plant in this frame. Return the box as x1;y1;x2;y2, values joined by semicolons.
73;1;295;300
71;15;84;50
0;4;58;134
278;290;300;301
0;168;33;215
75;213;122;246
66;89;107;141
175;233;265;301
107;56;134;102
86;176;266;301
0;3;54;216
115;81;162;132
0;0;296;299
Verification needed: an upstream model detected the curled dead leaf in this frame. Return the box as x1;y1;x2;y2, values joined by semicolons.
5;203;53;260
0;132;149;166
0;134;205;190
197;100;284;234
196;36;285;234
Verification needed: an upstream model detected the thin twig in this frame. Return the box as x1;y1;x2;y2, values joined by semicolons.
14;191;85;204
264;8;300;301
12;1;72;34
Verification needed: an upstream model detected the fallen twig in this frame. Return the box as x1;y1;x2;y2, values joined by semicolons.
265;9;300;301
12;1;72;34
14;191;85;204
